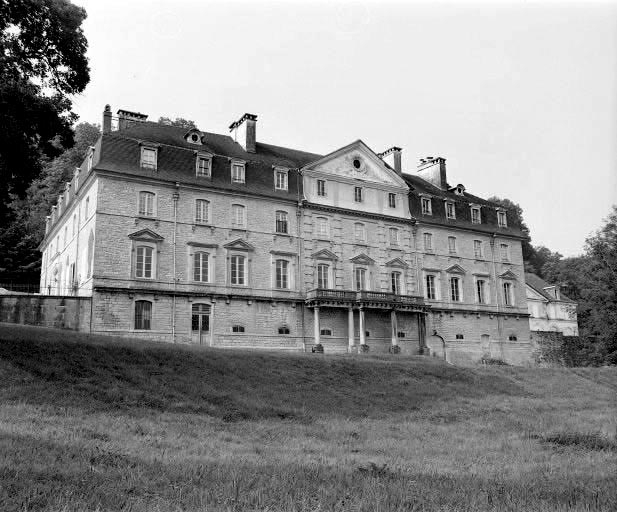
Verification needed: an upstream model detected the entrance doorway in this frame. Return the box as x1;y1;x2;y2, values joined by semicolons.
191;303;211;345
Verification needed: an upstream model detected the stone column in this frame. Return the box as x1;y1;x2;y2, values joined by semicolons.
359;308;366;346
390;310;398;346
314;307;320;345
348;307;355;351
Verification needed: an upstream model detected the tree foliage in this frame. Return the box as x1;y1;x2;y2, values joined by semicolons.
158;117;197;129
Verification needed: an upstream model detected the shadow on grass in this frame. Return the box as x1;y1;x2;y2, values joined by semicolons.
0;323;526;421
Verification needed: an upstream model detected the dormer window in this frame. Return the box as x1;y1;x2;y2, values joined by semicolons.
185;129;203;145
421;196;432;215
87;146;95;171
446;202;456;219
470;205;481;224
140;146;157;171
231;160;245;184
196;153;212;178
274;167;288;191
497;210;507;228
455;185;465;195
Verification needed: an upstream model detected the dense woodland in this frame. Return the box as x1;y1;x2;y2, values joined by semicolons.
0;0;615;365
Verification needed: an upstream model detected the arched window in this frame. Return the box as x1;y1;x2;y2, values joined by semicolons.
138;191;155;217
231;204;245;228
232;325;245;333
278;326;290;335
193;252;209;282
136;246;154;279
135;300;152;330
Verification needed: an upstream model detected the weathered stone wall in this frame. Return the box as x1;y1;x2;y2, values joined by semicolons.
0;295;91;331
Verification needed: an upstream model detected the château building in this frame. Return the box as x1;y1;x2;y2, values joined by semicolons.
38;105;533;364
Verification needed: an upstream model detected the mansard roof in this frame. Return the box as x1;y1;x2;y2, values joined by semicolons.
96;122;323;201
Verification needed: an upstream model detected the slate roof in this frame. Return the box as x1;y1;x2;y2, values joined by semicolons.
96;122;323;201
525;272;576;303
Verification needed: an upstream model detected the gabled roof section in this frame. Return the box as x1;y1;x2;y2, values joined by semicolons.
499;270;518;280
128;228;164;241
302;139;408;188
311;248;338;260
385;257;408;268
350;253;376;265
525;272;576;303
445;264;467;274
223;238;255;251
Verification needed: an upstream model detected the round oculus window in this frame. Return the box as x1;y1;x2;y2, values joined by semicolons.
191;134;200;142
353;158;362;169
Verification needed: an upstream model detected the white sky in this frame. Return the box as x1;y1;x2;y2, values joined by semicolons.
72;0;617;256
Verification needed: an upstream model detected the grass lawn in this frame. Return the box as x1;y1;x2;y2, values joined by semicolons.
0;323;616;511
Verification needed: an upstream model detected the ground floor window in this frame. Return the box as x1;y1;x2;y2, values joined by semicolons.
191;303;210;332
135;300;152;330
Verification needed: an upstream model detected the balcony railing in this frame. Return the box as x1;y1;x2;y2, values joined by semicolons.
307;288;425;307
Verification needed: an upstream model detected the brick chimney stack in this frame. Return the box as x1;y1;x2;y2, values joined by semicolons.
417;156;447;189
103;104;112;133
229;113;257;153
378;147;402;175
117;109;148;131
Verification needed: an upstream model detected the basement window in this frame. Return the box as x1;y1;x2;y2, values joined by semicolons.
509;335;518;341
232;325;245;333
320;328;332;336
278;326;290;335
455;334;464;340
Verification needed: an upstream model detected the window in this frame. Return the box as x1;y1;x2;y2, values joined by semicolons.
274;169;288;191
474;240;483;259
355;267;367;291
87;151;94;172
421;197;432;215
503;282;514;306
195;199;209;224
320;328;332;336
471;206;481;224
508;335;518;341
316;217;329;238
448;236;457;254
354;186;363;202
231;204;245;228
389;227;400;246
230;255;246;285
275;211;288;234
134;301;152;330
136;246;154;278
138;191;155;217
424;232;433;252
388;193;396;208
500;243;510;262
72;214;76;236
317;263;329;289
275;259;289;289
191;304;211;332
232;325;245;333
63;226;67;247
450;276;461;302
278;326;290;335
317;179;326;197
455;334;464;340
354;223;366;242
196;156;211;177
193;252;209;282
140;147;157;170
425;274;437;300
391;271;402;294
397;332;406;338
476;279;487;304
84;197;89;219
498;210;507;228
446;202;456;219
231;162;245;183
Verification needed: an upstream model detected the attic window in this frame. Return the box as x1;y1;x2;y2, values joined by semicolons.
185;130;202;145
353;158;361;169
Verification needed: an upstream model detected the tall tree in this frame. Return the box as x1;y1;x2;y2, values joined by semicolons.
158;117;197;129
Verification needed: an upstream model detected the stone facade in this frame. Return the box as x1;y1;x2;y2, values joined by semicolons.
37;105;534;364
525;273;579;336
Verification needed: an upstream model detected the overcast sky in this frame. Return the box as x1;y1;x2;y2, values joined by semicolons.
73;0;617;256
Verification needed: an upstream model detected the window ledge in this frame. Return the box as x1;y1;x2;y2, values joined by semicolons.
275;231;291;237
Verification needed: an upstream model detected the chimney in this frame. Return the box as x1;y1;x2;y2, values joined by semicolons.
103;104;112;133
117;109;148;130
417;156;447;189
229;113;257;153
378;146;402;174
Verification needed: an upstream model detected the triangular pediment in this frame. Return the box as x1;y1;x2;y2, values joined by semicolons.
302;140;407;187
350;253;375;265
311;248;338;260
499;270;518;280
223;238;255;251
385;257;408;269
128;228;164;241
445;264;467;274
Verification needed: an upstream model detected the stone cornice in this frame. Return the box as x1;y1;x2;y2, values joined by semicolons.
304;201;415;225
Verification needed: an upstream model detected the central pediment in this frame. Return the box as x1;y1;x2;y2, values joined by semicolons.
302;140;407;187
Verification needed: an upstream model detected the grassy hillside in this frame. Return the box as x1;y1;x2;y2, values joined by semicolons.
1;323;616;511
